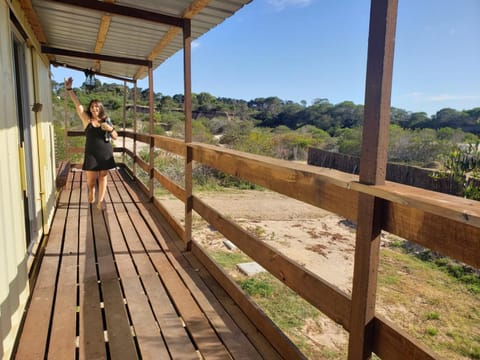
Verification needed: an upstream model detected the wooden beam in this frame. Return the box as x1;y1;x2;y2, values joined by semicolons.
148;66;155;199
133;0;211;79
189;143;359;221
153;169;186;202
51;61;134;83
17;0;48;44
42;46;151;67
349;1;399;359
373;316;438;359
184;19;193;249
92;0;115;71
94;0;115;54
49;0;184;27
152;136;186;157
192;196;352;329
93;14;112;71
133;28;181;79
183;0;212;19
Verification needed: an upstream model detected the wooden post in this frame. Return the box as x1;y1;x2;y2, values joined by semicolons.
348;0;398;359
64;83;68;160
122;80;127;164
133;80;137;179
183;18;193;250
148;66;155;200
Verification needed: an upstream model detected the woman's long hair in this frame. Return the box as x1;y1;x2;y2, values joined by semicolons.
86;99;107;121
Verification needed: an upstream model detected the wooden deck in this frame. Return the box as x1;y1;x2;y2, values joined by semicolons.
14;168;285;360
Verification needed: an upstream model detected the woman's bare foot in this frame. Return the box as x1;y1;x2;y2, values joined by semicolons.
88;188;95;203
96;200;105;211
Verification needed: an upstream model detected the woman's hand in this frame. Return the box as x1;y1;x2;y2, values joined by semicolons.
101;122;114;132
64;77;73;89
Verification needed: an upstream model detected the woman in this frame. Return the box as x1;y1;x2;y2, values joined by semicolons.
65;77;118;210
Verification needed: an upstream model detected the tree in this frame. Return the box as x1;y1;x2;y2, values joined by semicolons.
406;111;430;129
336;127;362;156
432;108;466;129
234;128;274;157
328;101;363;130
197;92;217;111
390;107;410;127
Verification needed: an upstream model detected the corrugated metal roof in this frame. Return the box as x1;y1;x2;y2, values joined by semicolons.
27;0;252;81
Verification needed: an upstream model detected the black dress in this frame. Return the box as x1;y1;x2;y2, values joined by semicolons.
82;123;116;171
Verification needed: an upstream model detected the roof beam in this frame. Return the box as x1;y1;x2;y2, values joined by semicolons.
183;0;212;19
133;0;212;79
42;46;152;67
93;14;112;72
48;0;185;28
93;0;115;72
17;0;48;44
51;61;135;83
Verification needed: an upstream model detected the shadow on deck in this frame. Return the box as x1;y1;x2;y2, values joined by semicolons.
13;168;286;359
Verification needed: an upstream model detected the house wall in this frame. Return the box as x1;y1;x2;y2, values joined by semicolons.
0;1;56;358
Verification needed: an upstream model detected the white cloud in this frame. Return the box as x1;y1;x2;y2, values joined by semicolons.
192;40;200;49
405;92;425;98
427;94;480;102
404;92;480;102
268;0;313;11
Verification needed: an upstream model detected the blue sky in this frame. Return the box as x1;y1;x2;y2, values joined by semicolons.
52;0;480;116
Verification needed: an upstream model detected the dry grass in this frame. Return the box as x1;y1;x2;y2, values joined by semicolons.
377;246;480;360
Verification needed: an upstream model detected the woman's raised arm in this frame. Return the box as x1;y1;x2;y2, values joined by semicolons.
64;77;89;128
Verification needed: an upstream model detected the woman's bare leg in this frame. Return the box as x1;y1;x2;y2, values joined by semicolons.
97;170;109;209
86;171;97;203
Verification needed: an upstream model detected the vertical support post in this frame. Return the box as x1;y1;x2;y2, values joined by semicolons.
64;84;68;160
133;80;138;180
183;18;193;250
148;66;155;200
122;80;127;164
348;0;398;359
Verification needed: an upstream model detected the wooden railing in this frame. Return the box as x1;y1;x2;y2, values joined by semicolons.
66;129;479;359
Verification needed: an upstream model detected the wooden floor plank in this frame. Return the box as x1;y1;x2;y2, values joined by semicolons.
115;254;170;359
78;178;107;360
101;279;139;360
141;275;199;360
105;189;170;359
14;287;56;360
148;250;232;359
108;179;200;359
86;189;139;360
78;280;106;360
113;183;227;357
14;187;71;360
121;187;262;360
48;182;81;360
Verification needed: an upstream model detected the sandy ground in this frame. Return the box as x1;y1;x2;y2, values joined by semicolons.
158;189;357;355
160;190;356;293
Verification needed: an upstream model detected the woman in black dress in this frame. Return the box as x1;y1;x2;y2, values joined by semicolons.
65;77;118;210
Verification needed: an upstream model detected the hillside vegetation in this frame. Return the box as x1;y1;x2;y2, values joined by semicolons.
53;80;480;198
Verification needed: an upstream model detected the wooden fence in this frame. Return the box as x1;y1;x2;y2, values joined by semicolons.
308;147;480;196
